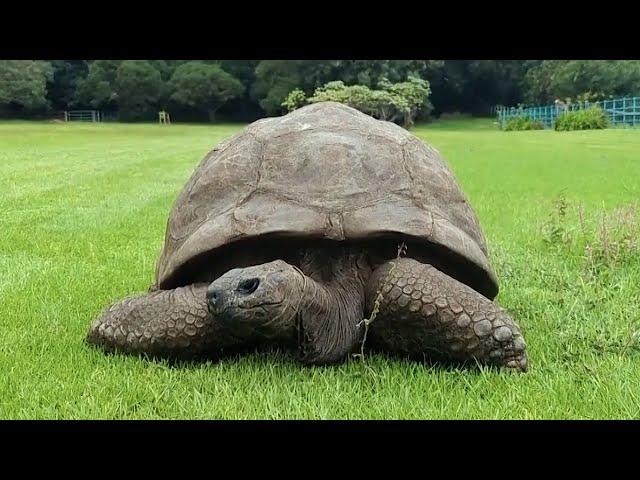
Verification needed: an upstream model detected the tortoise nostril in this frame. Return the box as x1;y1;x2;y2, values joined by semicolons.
237;278;260;295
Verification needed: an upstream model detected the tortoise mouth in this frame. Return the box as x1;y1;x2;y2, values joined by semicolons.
229;301;284;314
159;234;499;301
207;289;285;316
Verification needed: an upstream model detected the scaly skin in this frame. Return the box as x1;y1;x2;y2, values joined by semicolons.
206;255;367;365
86;284;244;359
87;254;529;372
365;258;528;372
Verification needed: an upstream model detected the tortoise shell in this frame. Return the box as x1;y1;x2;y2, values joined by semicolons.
155;102;498;298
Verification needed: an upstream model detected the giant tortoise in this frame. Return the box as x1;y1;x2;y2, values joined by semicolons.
87;102;528;371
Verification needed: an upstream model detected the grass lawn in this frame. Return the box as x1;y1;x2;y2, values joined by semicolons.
1;118;639;419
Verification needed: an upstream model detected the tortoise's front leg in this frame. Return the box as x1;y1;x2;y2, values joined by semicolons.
365;258;528;372
86;284;245;359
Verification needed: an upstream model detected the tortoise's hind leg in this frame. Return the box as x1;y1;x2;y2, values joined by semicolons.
365;258;528;372
86;284;245;360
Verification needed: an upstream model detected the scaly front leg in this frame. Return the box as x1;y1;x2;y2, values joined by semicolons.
87;284;246;359
365;258;528;372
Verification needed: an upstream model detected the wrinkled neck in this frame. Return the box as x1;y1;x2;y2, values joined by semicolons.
295;249;370;364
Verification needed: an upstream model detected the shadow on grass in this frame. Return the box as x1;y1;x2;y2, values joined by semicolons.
85;337;527;376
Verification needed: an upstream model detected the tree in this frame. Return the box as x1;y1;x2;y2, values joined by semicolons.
334;60;442;88
251;60;339;115
523;61;640;105
378;76;432;127
424;60;533;115
11;59;640;121
75;60;121;111
46;60;88;110
299;76;432;128
114;60;163;120
252;60;441;117
147;60;189;109
169;62;244;121
306;81;383;117
252;60;307;115
218;60;261;120
0;60;53;114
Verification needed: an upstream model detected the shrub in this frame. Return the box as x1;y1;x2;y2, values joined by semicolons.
281;89;307;113
503;116;545;131
283;76;433;128
554;106;608;131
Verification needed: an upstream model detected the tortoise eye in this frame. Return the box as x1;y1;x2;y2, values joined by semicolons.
237;278;260;295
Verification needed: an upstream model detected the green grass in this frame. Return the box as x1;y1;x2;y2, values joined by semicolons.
2;119;639;419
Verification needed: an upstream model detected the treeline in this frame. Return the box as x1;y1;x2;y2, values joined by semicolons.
2;60;640;122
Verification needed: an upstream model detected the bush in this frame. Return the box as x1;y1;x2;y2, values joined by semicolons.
285;76;433;128
281;89;306;113
503;116;545;131
554;107;608;131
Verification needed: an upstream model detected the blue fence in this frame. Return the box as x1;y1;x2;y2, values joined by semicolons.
496;96;640;129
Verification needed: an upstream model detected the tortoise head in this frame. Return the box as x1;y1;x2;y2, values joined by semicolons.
206;260;305;339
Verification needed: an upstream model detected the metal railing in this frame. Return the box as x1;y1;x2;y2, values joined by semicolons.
496;96;640;129
65;110;102;122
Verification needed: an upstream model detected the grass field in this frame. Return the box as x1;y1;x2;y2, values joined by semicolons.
2;118;639;419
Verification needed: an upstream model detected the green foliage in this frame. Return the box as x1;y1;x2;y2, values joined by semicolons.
251;60;330;115
575;91;606;103
554;107;608;131
4;59;640;122
76;60;164;120
169;62;244;121
430;60;535;116
115;61;163;120
378;76;433;127
335;60;441;88
540;195;640;286
0;60;53;112
541;192;571;246
281;89;307;112
305;76;432;128
217;60;262;119
307;80;379;114
46;60;88;110
525;61;640;105
580;203;639;279
252;60;440;118
503;116;544;131
75;60;121;110
521;61;558;105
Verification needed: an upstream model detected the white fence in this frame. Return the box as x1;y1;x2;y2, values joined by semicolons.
65;110;102;122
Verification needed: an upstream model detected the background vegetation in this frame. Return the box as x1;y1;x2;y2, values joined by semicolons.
503;116;545;131
2;60;640;122
554;106;609;131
